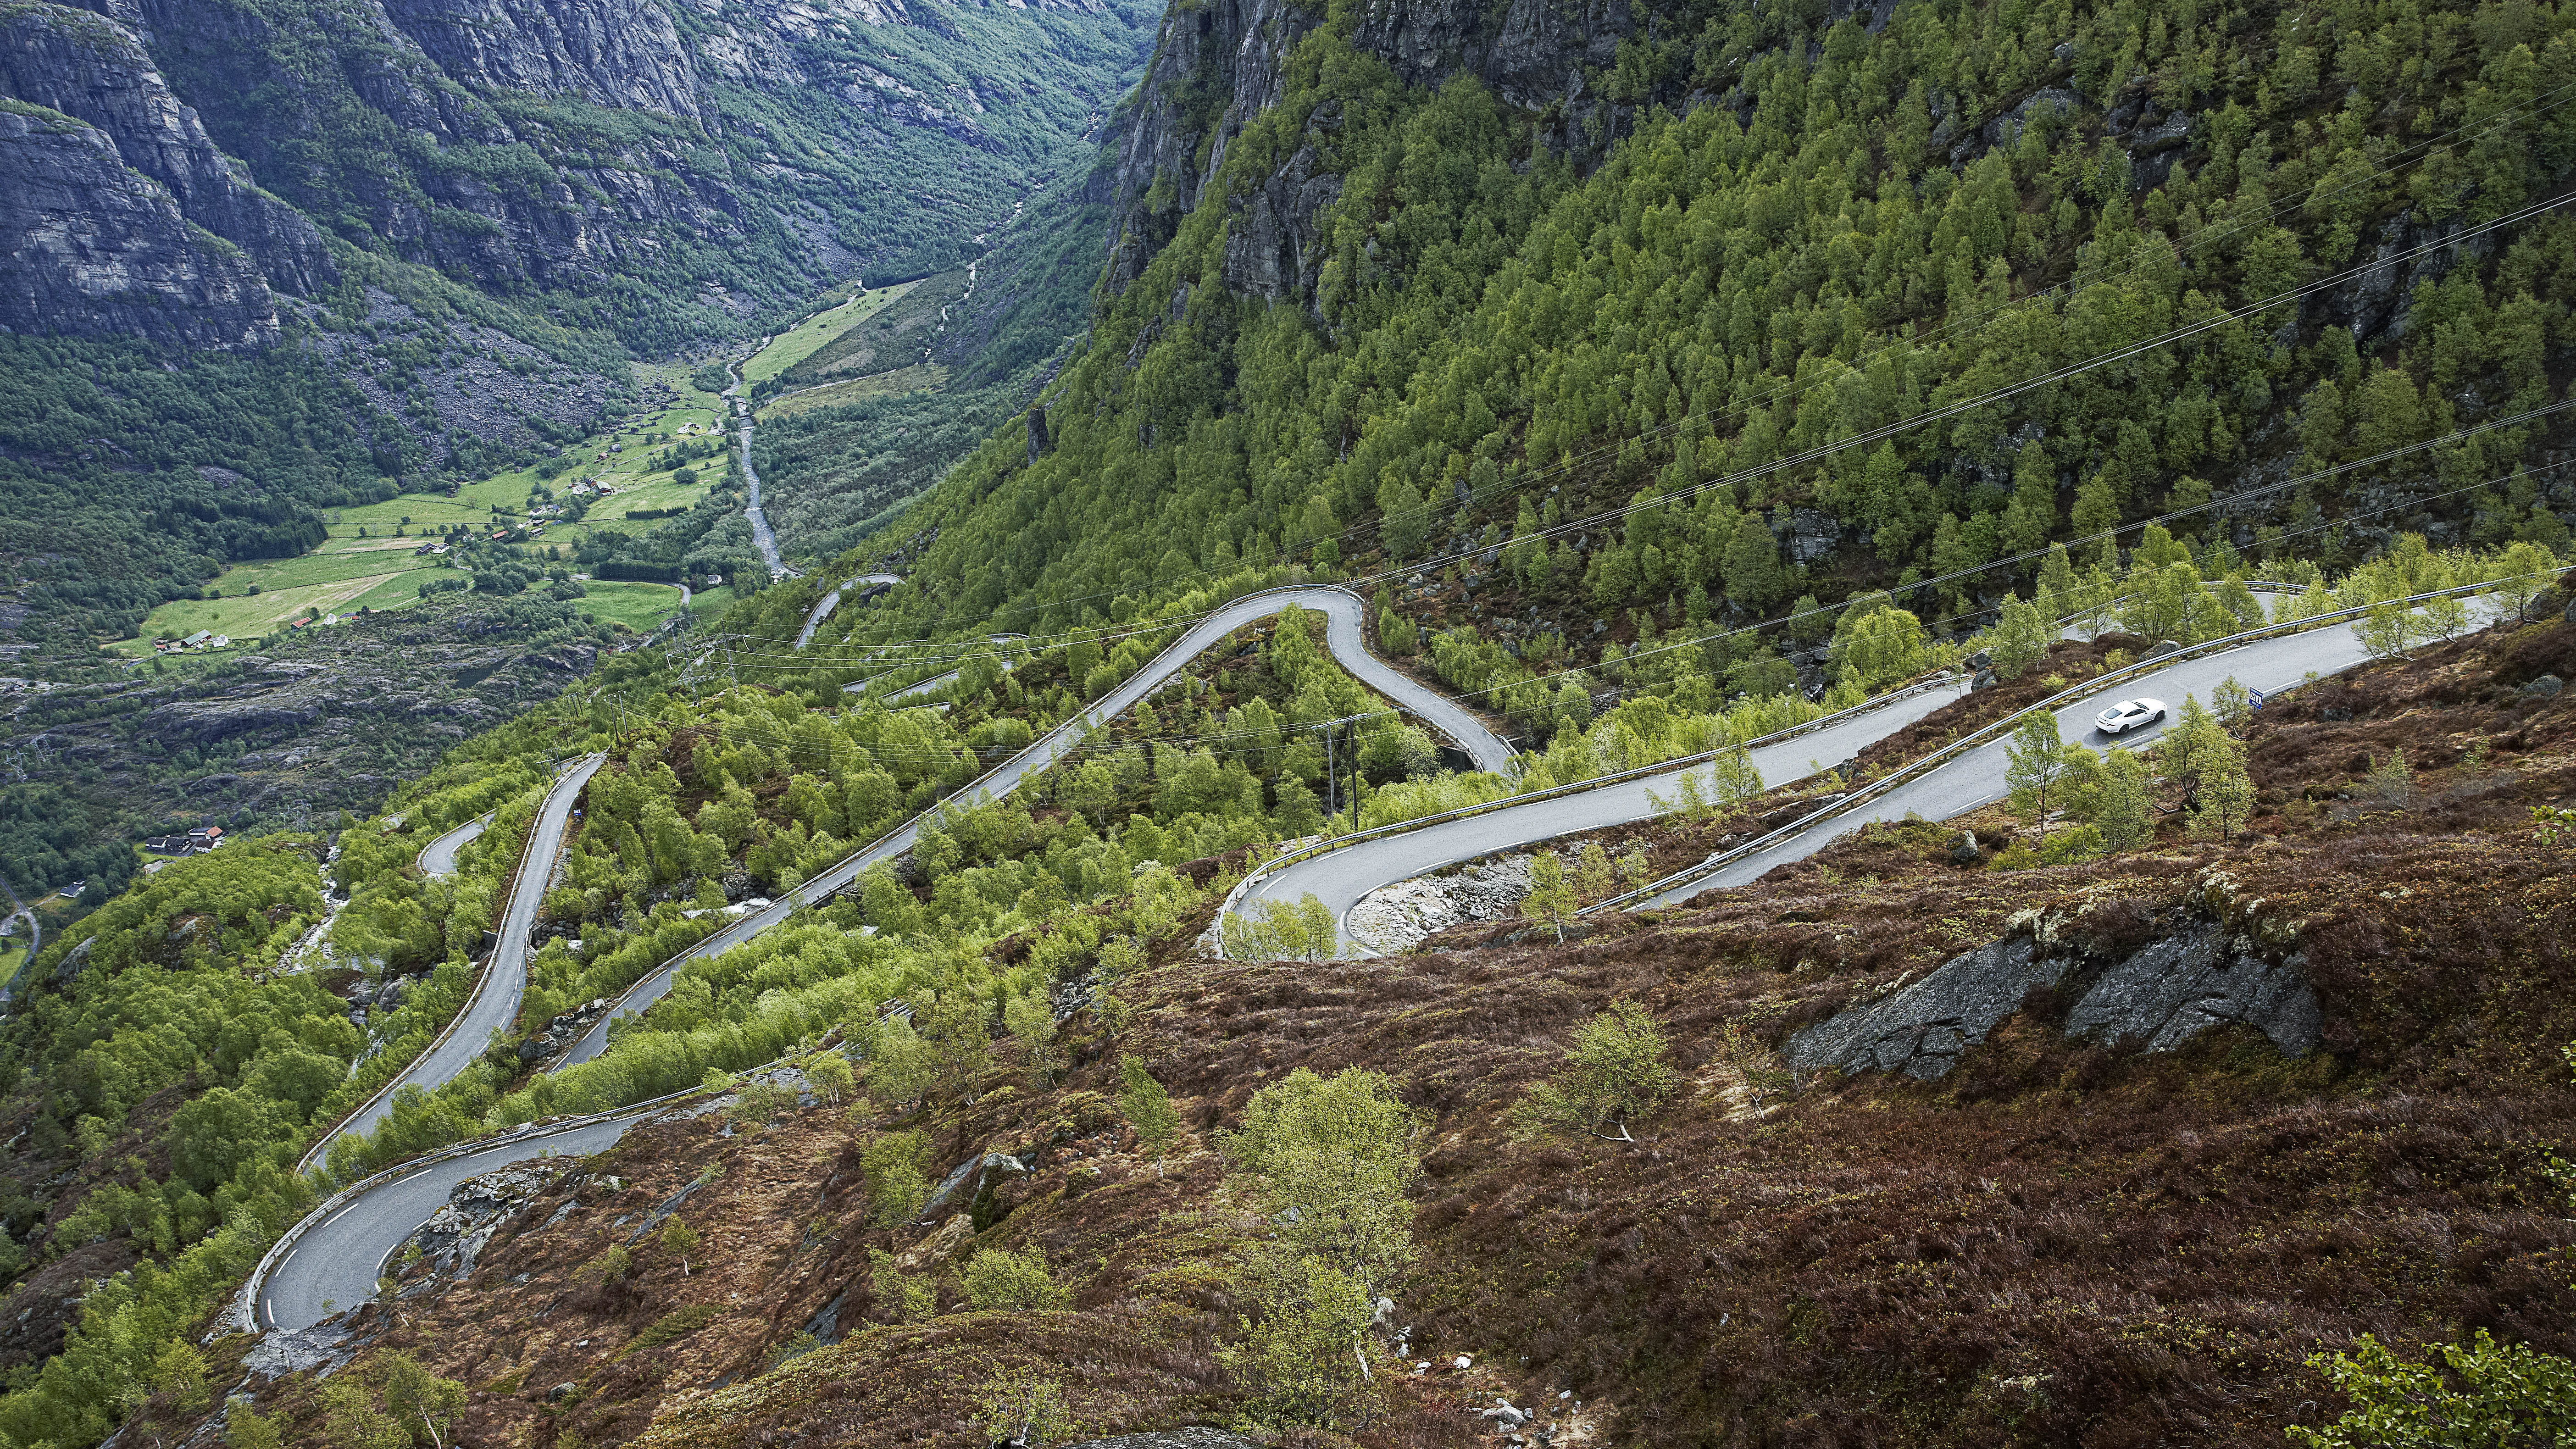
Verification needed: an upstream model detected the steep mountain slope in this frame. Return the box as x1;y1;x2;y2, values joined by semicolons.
0;0;1155;663
103;605;2576;1449
752;157;1124;556
848;0;2574;656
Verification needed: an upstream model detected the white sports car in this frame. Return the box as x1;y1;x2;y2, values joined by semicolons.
2093;697;2168;735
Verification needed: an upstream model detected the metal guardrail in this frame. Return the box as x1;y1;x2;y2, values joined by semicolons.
1209;670;1974;956
566;584;1476;1057
1581;571;2548;914
233;1026;878;1336
296;755;596;1176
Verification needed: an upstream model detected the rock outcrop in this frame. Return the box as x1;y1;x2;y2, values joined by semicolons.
0;98;281;350
1105;0;1637;295
1789;913;2323;1082
406;1162;561;1281
0;2;335;301
2;0;1148;349
380;0;703;118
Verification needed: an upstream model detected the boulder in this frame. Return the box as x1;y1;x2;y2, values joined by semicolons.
2521;673;2562;700
896;1213;976;1272
1788;915;2325;1083
1949;830;1981;864
2064;925;2322;1056
1788;937;2062;1081
2143;639;2183;661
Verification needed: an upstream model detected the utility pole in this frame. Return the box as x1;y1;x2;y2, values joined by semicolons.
1321;719;1337;824
1315;713;1372;834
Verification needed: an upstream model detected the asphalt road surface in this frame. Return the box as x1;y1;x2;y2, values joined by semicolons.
552;584;1514;1068
413;816;486;877
1647;605;2480;905
795;574;902;649
251;588;1508;1329
1236;681;1970;952
258;1111;648;1331
304;754;605;1168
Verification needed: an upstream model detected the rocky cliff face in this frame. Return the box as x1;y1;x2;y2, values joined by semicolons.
0;0;1151;352
0;98;282;350
1103;0;1635;298
0;3;348;349
383;0;703;117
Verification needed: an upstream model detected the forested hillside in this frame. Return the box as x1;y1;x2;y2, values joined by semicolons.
753;161;1127;556
853;0;2575;662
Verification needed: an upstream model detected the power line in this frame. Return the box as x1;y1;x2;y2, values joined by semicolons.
842;87;2576;629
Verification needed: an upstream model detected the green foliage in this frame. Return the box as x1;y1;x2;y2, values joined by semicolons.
1520;854;1579;941
2288;1330;2576;1448
1223;1253;1385;1432
1003;992;1060;1088
1220;1067;1422;1291
225;1397;285;1449
1510;998;1680;1142
793;1048;850;1105
627;1302;720;1353
578;1243;633;1287
2533;806;2576;847
861;1129;936;1228
2366;749;2419;812
976;1371;1077;1449
866;1016;938;1111
2005;713;2098;843
2094;748;2156;851
962;1244;1071;1312
728;1078;790;1127
2157;696;2258;838
1988;593;2052;679
658;1216;702;1275
148;1339;210;1412
1119;1055;1182;1171
1221;894;1339;960
379;1354;466;1448
868;1247;937;1324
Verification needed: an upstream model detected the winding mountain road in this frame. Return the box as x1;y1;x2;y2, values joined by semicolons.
794;574;902;649
237;578;2522;1334
1236;682;1970;952
257;1110;647;1332
1644;603;2491;905
413;816;487;877
247;587;1507;1331
556;585;1512;1068
300;754;605;1172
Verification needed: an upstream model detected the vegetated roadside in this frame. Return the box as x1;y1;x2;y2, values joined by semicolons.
151;607;2574;1449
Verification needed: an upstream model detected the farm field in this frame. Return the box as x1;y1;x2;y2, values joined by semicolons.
106;278;898;658
740;282;916;383
116;395;733;654
112;547;469;655
576;580;689;633
759;363;947;419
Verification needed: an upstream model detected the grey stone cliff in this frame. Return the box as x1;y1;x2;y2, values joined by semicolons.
1789;913;2324;1083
